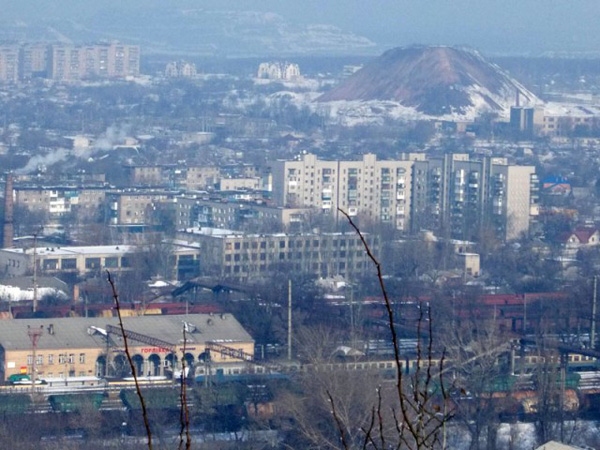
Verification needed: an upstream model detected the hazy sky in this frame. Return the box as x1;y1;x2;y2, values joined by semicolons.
2;0;599;55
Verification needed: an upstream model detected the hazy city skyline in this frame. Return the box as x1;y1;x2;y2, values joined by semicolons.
1;0;599;55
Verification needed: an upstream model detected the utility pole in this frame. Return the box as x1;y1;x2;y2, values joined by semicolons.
523;294;527;334
287;279;292;361
27;325;44;394
32;231;39;313
592;276;597;350
349;285;355;347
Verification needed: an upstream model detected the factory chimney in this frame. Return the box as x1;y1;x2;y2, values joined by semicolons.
3;173;14;248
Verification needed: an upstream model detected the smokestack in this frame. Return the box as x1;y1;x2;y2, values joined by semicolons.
515;89;520;108
3;173;13;248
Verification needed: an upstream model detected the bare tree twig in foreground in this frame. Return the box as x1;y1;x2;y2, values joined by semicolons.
107;270;153;450
179;324;191;450
337;208;451;449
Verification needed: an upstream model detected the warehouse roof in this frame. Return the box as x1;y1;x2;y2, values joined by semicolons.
0;314;252;352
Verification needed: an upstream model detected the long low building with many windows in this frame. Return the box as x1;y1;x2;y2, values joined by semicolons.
0;243;201;280
0;314;253;382
176;227;379;281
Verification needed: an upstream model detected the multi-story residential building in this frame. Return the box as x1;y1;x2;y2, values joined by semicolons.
218;177;262;191
257;62;301;80
48;42;140;81
165;60;197;78
176;227;379;281
185;166;220;190
407;153;538;241
19;43;48;79
272;153;414;231
174;195;310;231
272;153;538;241
0;45;19;83
14;185;107;220
124;165;219;191
106;190;177;226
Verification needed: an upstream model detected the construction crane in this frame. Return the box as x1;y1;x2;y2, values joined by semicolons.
205;341;286;374
106;325;175;352
104;325;283;376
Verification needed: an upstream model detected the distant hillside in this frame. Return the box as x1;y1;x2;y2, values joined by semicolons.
0;9;378;57
318;46;540;117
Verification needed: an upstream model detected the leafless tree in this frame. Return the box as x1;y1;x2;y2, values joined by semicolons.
318;209;454;450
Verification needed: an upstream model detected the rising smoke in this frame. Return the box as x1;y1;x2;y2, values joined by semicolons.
17;124;132;174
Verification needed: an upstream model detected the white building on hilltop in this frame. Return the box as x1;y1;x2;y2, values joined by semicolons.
165;60;197;78
257;62;301;81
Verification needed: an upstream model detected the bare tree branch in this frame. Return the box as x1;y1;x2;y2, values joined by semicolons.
327;389;351;450
107;270;153;450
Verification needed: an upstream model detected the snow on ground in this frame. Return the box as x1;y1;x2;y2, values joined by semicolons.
0;285;67;302
446;420;600;449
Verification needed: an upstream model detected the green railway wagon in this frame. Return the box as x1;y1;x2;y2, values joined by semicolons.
49;393;106;412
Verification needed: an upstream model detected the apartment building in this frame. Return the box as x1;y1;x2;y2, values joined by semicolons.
218;177;262;191
408;153;538;241
176;227;379;281
174;195;309;231
106;190;176;225
19;43;49;79
272;153;538;241
0;45;19;83
14;185;107;219
271;153;413;231
124;165;219;191
48;42;140;81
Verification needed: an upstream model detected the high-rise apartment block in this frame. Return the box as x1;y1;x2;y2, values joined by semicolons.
272;153;538;241
408;153;538;241
19;43;49;79
48;43;140;81
0;42;140;82
0;45;19;83
271;153;413;231
257;62;301;80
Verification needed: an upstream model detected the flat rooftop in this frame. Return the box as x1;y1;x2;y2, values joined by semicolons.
1;245;135;257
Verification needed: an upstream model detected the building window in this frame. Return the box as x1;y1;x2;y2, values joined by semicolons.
85;258;101;269
68;354;75;364
48;354;54;365
234;242;241;250
59;354;66;364
36;355;43;365
61;258;77;270
105;257;118;268
42;259;59;270
79;353;86;364
121;257;130;267
27;355;33;365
